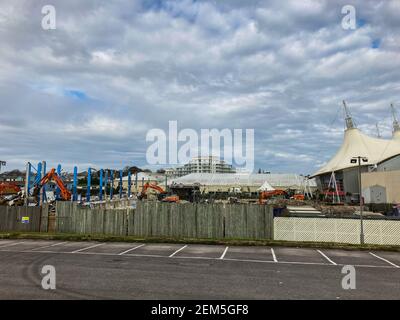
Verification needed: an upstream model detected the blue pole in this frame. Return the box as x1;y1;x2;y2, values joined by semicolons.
73;166;77;201
36;162;42;204
86;167;91;202
128;171;131;198
56;164;61;200
26;162;32;196
119;170;123;199
110;170;114;200
99;169;103;201
42;161;47;202
104;170;108;197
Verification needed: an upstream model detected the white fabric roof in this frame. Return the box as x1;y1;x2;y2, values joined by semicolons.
313;128;400;177
258;181;275;191
393;130;400;141
169;173;316;188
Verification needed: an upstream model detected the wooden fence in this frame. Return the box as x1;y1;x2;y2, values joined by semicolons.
55;201;274;240
0;205;48;232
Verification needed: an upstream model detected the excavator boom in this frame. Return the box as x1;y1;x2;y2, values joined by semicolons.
38;168;71;201
140;182;179;203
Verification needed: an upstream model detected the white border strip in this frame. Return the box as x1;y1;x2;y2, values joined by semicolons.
118;244;145;255
220;246;229;260
0;248;398;269
0;241;26;248
169;245;188;257
271;248;278;262
31;241;68;250
369;252;400;268
317;250;337;265
72;243;105;253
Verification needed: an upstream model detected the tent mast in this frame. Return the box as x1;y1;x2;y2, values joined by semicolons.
343;100;355;130
390;103;400;134
376;122;381;138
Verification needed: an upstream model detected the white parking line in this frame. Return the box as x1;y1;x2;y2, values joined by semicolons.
118;244;145;255
317;250;337;265
369;252;400;268
31;242;68;251
0;241;26;249
271;248;278;262
72;243;105;253
220;246;229;260
0;247;398;269
169;245;188;257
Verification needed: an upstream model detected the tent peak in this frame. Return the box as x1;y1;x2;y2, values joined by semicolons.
391;103;400;134
343;100;355;130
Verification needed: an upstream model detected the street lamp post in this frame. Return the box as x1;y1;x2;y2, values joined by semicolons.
351;156;368;245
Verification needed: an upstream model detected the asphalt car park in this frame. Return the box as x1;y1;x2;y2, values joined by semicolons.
0;239;399;299
0;239;399;268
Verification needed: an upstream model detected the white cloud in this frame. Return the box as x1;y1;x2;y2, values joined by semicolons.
0;0;399;173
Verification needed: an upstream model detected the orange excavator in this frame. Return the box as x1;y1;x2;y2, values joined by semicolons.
139;183;179;203
259;189;287;204
33;168;71;201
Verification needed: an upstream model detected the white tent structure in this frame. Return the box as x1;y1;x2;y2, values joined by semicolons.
169;173;315;190
312;127;400;177
258;181;275;191
313;101;400;177
391;103;400;141
312;101;400;198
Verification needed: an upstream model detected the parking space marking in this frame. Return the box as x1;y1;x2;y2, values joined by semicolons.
169;245;188;257
370;252;400;268
72;243;105;253
118;244;145;255
220;246;229;260
317;250;337;265
271;248;278;262
0;247;399;269
0;241;26;249
31;241;68;251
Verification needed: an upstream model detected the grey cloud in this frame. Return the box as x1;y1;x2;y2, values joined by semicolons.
0;0;399;174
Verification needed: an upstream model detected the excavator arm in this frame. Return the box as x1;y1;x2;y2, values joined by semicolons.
259;189;287;204
140;183;179;203
37;168;72;201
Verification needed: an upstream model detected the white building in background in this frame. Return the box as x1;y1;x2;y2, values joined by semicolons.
166;156;236;177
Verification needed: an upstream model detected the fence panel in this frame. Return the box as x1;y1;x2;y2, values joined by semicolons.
225;204;273;239
0;206;41;232
274;217;400;245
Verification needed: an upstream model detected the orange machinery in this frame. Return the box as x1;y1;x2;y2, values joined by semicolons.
0;183;21;196
259;189;287;204
140;183;179;203
34;168;71;201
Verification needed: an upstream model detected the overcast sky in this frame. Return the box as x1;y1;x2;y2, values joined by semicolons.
0;0;399;174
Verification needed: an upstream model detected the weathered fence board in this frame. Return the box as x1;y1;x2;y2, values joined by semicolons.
54;201;273;240
0;206;42;232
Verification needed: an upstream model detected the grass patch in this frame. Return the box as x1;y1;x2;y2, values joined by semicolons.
0;232;399;252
